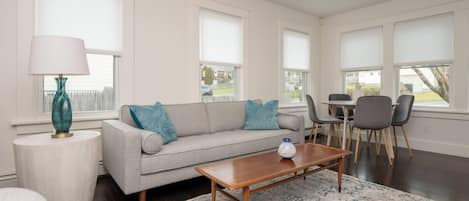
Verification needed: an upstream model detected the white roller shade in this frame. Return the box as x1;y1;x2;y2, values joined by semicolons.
394;13;454;65
35;0;122;51
284;30;310;70
341;27;383;69
200;9;243;65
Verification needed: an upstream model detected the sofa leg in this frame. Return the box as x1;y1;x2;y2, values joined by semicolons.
139;191;147;201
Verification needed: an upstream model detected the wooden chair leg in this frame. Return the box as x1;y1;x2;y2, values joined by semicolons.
139;191;147;201
329;124;336;146
401;125;413;158
392;126;398;150
354;128;361;163
309;123;315;142
326;124;332;146
367;130;372;147
373;130;379;155
347;126;353;150
312;123;319;144
335;124;341;146
377;130;382;155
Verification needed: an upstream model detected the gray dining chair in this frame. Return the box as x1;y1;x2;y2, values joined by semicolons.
329;94;355;148
391;95;414;158
352;96;393;164
306;95;343;146
328;93;354;119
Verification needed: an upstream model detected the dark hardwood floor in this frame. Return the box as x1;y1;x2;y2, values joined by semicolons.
94;135;469;201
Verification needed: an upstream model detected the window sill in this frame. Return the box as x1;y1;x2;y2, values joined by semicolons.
279;104;307;109
11;113;118;127
411;108;469;121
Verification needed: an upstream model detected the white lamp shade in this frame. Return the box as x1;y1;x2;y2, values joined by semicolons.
29;36;89;75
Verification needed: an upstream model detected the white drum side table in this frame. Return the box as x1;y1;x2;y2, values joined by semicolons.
0;188;46;201
13;131;101;201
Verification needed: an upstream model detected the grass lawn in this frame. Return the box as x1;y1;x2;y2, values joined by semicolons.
415;91;444;102
213;87;234;95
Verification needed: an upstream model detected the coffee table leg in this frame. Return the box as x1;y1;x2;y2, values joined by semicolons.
242;186;250;201
338;157;343;192
211;180;216;201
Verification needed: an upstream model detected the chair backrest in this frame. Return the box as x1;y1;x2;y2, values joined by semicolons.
392;95;414;125
328;93;353;116
306;94;320;123
354;96;392;129
329;94;352;101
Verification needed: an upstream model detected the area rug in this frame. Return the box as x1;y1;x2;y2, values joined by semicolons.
187;169;432;201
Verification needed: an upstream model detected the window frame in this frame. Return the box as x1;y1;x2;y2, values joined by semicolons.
392;13;454;109
40;49;121;114
199;61;241;102
395;62;453;108
342;67;383;96
197;6;246;102
281;28;311;106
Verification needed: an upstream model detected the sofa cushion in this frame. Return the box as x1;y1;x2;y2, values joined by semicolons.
129;102;177;144
121;105;137;127
164;103;210;137
121;103;210;137
206;100;261;133
140;129;299;175
244;100;280;130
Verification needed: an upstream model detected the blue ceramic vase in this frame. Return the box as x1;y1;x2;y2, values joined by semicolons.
278;138;296;159
52;77;72;134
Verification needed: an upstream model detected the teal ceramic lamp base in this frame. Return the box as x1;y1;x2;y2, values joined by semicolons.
51;75;73;138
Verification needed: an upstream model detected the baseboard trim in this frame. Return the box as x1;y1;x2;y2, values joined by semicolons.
397;136;469;158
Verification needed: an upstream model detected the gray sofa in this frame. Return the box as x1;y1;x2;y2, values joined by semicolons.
102;100;305;198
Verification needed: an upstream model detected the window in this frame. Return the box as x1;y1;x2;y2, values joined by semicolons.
341;27;383;97
283;30;310;104
344;70;381;96
394;13;453;107
36;0;122;112
399;65;449;107
199;8;242;102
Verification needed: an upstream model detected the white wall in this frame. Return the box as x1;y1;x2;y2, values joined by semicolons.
0;0;320;185
0;0;19;185
320;0;469;158
133;0;320;104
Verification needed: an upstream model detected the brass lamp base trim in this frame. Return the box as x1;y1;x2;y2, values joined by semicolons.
52;132;73;139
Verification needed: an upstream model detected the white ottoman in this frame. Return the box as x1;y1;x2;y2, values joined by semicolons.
0;188;46;201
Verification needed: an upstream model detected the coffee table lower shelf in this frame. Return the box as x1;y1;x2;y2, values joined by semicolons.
210;159;343;201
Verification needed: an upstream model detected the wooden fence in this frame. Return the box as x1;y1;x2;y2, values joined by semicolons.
43;87;115;112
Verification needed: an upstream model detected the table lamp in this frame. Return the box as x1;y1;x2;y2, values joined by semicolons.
29;36;89;138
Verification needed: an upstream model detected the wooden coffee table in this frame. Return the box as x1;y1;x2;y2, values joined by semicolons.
196;143;352;201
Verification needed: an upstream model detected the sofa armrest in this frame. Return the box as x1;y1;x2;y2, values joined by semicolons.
102;120;143;194
278;113;305;144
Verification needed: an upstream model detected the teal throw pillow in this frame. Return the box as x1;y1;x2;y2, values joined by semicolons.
244;100;280;130
129;102;177;144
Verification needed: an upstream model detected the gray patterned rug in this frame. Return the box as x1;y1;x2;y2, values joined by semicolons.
188;169;432;201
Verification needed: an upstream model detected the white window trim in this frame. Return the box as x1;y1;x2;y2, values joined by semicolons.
279;24;312;106
13;0;133;128
341;67;383;95
394;62;453;109
194;1;248;101
39;50;121;115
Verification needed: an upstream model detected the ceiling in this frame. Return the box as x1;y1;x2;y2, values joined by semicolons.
268;0;391;18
